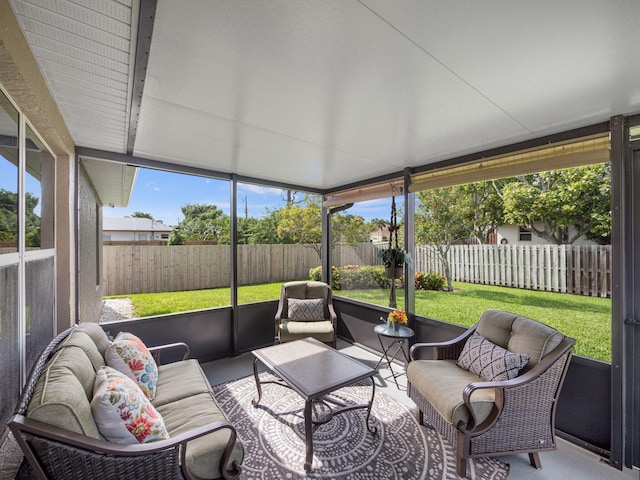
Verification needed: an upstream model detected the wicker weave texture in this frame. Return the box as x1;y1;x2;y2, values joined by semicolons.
32;437;182;480
409;387;459;448
470;352;569;455
408;347;571;463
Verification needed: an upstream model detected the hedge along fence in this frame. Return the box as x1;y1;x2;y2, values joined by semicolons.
103;242;611;297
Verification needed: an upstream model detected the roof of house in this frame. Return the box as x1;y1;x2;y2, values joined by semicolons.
103;217;172;232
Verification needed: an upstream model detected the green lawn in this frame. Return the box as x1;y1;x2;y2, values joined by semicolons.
108;281;611;362
337;282;611;361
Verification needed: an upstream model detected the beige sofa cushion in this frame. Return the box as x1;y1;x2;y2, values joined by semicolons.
27;345;101;439
157;392;244;480
75;322;111;357
407;359;495;427
278;320;335;343
152;359;214;407
476;310;563;369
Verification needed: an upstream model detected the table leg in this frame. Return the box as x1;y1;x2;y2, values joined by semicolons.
374;334;391;370
304;399;313;471
365;379;377;434
251;357;262;407
375;337;410;389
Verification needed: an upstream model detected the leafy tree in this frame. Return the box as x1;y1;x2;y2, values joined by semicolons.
0;189;18;242
129;211;154;220
169;204;229;245
0;189;40;246
237;217;260;244
249;208;285;244
277;194;322;257
501;163;610;244
416;187;475;291
332;214;371;244
460;181;506;244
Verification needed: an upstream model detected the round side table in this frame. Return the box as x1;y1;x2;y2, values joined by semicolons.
374;323;415;389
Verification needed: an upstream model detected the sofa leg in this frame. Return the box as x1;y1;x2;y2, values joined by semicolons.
456;454;467;478
416;409;423;425
529;452;542;469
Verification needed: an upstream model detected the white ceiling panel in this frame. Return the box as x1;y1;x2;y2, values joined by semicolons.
8;0;640;191
362;0;640;134
135;0;531;187
9;0;135;154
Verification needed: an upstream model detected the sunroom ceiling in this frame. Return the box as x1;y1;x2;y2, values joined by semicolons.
8;0;640;191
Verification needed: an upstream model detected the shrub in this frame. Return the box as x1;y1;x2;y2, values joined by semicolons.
341;266;387;290
309;266;321;281
309;266;341;290
309;265;390;290
415;271;446;290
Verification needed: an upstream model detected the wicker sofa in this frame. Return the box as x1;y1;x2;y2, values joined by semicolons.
9;322;243;480
407;310;575;478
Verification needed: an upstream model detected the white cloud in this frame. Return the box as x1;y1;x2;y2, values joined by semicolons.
238;183;282;197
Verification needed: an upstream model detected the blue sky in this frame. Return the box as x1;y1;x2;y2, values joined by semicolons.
103;168;392;226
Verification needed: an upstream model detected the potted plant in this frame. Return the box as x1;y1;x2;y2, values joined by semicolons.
379;247;411;279
379;195;412;280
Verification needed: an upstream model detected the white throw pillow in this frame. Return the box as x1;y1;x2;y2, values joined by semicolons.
91;366;169;444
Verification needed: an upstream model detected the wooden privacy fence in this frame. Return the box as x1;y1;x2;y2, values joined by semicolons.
103;242;611;297
414;244;612;297
103;243;376;296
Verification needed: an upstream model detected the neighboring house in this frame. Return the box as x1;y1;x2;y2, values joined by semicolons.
103;217;172;242
495;223;597;246
369;225;389;242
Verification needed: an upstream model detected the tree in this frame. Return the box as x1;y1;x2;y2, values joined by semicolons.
460;181;506;244
0;189;41;246
249;208;285;244
129;211;154;220
416;187;475;291
277;194;322;257
501;163;610;244
237;217;260;244
332;214;371;244
169;204;229;245
0;189;18;242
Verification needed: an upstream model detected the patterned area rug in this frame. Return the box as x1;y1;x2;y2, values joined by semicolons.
212;373;509;479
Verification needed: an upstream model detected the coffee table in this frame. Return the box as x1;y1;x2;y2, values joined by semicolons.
251;337;377;471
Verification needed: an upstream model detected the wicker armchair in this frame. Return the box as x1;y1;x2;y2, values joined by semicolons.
407;310;575;478
275;281;337;348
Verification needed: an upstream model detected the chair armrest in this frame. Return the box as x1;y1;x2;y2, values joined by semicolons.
460;337;575;433
10;415;242;480
275;302;284;323
409;327;475;361
148;342;190;363
328;303;337;328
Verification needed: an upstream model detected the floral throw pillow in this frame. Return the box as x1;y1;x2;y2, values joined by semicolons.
458;332;529;382
288;298;325;322
91;366;169;444
105;332;158;400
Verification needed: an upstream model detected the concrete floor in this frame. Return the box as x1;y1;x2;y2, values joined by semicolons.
202;339;639;480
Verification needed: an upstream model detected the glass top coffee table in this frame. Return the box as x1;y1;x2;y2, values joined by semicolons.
251;337;377;471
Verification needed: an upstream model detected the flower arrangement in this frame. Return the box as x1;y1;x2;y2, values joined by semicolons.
388;309;408;325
